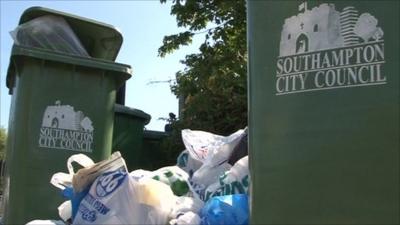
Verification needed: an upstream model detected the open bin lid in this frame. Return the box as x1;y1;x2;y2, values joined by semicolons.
6;7;131;94
6;45;132;94
18;6;123;61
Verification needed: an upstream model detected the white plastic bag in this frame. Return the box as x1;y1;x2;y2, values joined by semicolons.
129;169;153;180
72;152;127;193
169;211;201;225
26;220;65;225
176;150;203;178
183;128;246;201
50;153;96;222
181;129;245;163
170;196;204;219
204;156;249;201
50;153;95;191
73;172;176;224
57;201;72;222
150;166;191;196
134;178;177;224
130;166;191;197
190;163;232;200
50;152;126;222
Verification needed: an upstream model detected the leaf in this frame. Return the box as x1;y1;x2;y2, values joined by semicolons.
158;31;194;57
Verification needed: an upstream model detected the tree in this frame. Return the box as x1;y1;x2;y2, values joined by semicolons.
157;0;247;160
0;127;6;161
159;0;247;139
0;127;6;192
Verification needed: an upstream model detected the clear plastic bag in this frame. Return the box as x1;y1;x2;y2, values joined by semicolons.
10;15;89;57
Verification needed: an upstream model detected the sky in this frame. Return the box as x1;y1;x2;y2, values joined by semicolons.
0;0;203;131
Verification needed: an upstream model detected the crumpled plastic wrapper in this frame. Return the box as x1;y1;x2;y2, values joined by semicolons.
10;15;89;57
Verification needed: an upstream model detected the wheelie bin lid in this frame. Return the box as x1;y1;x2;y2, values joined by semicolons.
6;7;132;94
18;6;123;61
6;45;132;94
114;104;151;125
143;130;169;140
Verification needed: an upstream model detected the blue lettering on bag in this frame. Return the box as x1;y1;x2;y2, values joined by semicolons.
95;169;126;198
83;193;110;215
79;204;97;222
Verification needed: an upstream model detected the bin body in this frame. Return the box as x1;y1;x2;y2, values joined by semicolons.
2;46;130;224
112;104;150;171
1;7;130;224
141;130;169;171
248;1;398;224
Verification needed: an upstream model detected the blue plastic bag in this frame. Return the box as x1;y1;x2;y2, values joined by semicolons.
62;186;90;220
200;194;249;225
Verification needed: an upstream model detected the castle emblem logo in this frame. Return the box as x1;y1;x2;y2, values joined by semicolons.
275;2;385;95
39;100;94;152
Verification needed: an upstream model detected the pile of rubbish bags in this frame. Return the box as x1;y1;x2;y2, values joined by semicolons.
27;128;249;225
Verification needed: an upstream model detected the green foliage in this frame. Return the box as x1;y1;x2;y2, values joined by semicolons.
0;127;5;195
159;31;193;57
159;0;247;139
0;127;6;160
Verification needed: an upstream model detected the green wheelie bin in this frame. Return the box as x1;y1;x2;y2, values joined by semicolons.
112;104;151;171
141;130;169;171
248;1;399;224
2;7;131;224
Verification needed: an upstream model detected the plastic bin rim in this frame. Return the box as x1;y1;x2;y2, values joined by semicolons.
143;130;169;140
6;45;131;93
19;6;123;61
114;104;151;125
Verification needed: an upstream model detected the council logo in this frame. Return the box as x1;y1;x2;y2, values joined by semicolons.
275;2;385;95
38;100;94;152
